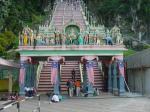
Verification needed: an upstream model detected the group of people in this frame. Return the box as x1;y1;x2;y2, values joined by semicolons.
67;79;81;97
66;69;81;97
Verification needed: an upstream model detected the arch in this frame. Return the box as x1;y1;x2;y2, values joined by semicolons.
65;25;80;36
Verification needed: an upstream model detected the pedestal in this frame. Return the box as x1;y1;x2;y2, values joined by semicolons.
87;82;94;96
54;83;60;95
118;75;125;95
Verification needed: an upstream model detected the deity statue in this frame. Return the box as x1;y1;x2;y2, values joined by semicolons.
84;34;89;45
78;33;84;45
23;32;28;46
55;31;60;45
116;32;123;44
106;29;111;36
69;28;77;45
70;28;76;39
29;29;34;46
62;33;66;45
110;25;120;43
19;32;22;46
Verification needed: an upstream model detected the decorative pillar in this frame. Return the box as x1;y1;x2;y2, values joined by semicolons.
108;63;112;93
48;56;65;95
112;62;118;95
115;55;126;95
81;56;97;95
19;56;31;95
52;61;60;95
86;61;94;94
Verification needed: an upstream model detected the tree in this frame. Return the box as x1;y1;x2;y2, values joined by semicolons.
0;31;17;56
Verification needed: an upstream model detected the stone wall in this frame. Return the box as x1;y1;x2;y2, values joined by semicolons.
126;48;150;95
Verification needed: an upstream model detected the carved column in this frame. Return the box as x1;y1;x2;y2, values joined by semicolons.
19;56;31;95
112;61;118;95
48;56;65;95
108;63;112;93
81;56;97;95
86;61;94;94
115;55;125;95
52;61;60;95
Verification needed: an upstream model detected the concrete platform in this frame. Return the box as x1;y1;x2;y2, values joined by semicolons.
1;93;150;112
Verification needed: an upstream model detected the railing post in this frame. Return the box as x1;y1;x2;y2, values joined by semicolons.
36;62;44;89
17;101;20;112
79;62;83;83
38;95;41;112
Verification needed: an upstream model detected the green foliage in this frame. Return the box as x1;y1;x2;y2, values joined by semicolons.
0;0;50;57
87;0;150;28
12;80;19;92
0;31;17;56
124;49;136;57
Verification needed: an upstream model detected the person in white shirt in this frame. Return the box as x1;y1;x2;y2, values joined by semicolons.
51;94;59;103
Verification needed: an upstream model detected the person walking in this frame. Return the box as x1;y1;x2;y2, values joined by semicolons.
71;69;76;82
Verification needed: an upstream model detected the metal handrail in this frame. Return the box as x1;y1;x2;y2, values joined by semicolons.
50;1;58;27
36;62;44;88
79;62;83;83
97;61;105;80
79;0;89;27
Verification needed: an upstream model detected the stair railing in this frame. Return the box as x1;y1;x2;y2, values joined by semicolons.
50;1;58;27
63;3;65;25
97;60;104;79
79;62;83;83
60;64;62;78
79;0;89;28
36;61;44;88
72;4;74;20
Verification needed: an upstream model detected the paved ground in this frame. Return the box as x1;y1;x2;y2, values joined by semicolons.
1;95;150;112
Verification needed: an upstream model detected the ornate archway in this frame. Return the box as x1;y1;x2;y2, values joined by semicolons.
64;20;81;36
65;25;80;37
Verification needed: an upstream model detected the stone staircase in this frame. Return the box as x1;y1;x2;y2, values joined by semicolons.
52;1;86;31
37;61;104;94
60;61;81;94
93;62;104;91
37;62;53;93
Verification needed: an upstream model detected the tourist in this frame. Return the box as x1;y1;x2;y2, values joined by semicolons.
66;80;74;97
71;68;76;82
75;80;81;96
50;94;59;103
9;92;18;100
24;87;35;97
66;80;70;95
